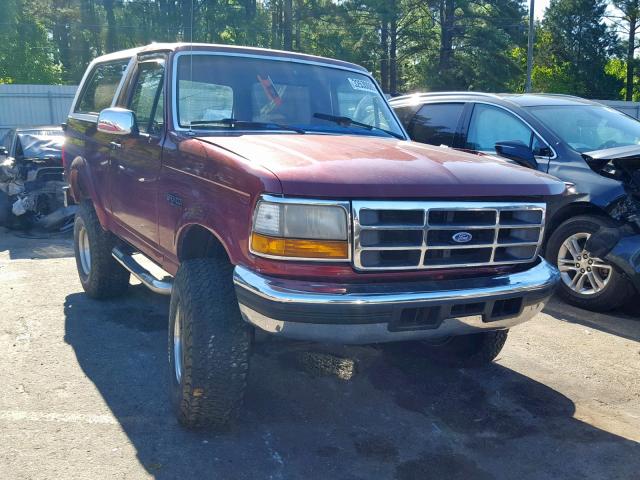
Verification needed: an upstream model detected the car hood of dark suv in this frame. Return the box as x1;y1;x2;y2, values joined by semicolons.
583;145;640;190
197;134;565;198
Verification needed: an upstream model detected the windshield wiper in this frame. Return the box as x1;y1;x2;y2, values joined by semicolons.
188;119;306;134
313;113;404;140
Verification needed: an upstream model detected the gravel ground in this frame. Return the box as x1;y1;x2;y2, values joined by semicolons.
0;228;639;480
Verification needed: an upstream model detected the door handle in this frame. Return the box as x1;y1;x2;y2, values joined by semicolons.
109;141;122;150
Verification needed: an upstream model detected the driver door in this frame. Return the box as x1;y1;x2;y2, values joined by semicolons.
109;58;166;248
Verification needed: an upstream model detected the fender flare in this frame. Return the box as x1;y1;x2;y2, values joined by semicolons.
69;156;110;228
175;220;236;264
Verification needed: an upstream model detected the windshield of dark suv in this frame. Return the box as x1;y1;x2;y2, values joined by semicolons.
527;104;640;153
175;53;404;139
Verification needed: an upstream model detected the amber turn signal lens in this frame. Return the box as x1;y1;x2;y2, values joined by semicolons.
251;233;349;259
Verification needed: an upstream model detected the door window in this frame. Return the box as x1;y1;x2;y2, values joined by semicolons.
75;60;129;114
129;61;165;135
411;103;464;146
466;104;535;152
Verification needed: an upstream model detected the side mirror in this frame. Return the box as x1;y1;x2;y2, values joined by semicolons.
495;141;538;170
0;146;7;157
97;108;138;136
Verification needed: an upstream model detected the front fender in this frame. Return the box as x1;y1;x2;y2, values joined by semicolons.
69;156;109;229
605;233;640;293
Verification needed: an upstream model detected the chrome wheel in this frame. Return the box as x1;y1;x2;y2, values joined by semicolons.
557;232;612;295
173;303;184;384
78;224;91;276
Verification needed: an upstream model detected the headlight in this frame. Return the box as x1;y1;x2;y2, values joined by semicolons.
251;197;350;260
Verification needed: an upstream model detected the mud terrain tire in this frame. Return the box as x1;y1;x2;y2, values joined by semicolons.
168;258;251;429
73;201;130;299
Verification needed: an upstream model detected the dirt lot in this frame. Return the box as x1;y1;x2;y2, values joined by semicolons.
0;228;639;480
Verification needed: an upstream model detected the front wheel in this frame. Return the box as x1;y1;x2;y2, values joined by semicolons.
168;258;251;429
545;215;633;311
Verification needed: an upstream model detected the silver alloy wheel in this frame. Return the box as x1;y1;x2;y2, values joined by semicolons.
557;232;612;295
78;224;91;276
173;303;183;384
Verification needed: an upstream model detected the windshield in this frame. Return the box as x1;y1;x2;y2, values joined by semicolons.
527;105;640;153
174;54;404;138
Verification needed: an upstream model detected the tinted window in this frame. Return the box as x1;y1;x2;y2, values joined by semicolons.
75;60;129;114
466;104;533;152
412;103;464;146
129;61;165;134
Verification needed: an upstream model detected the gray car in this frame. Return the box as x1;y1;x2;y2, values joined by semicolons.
390;92;640;312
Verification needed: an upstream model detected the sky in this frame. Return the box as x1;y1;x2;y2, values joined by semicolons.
533;0;550;20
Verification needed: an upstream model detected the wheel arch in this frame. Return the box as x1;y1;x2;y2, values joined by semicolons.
69;156;110;228
176;223;232;263
544;202;611;250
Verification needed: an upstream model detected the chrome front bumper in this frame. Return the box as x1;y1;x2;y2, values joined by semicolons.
233;258;560;344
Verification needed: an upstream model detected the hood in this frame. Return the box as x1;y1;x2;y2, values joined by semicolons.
583;144;640;161
583;145;640;191
197;134;565;198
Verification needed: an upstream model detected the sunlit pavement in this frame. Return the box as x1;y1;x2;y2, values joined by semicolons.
1;228;638;479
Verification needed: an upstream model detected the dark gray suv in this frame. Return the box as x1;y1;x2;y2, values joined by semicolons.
391;92;640;312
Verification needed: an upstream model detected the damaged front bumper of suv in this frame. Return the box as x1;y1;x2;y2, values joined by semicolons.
233;257;560;344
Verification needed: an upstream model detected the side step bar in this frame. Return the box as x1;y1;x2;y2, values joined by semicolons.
112;247;173;296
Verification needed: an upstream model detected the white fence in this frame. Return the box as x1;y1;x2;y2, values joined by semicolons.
0;84;77;143
596;99;640;119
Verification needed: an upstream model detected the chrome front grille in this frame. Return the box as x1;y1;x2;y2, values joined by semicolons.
352;201;545;271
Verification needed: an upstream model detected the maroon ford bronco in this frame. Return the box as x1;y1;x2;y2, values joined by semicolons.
65;43;563;429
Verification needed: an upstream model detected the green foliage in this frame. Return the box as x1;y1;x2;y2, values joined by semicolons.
533;0;622;98
605;57;640;100
0;0;630;100
0;0;62;84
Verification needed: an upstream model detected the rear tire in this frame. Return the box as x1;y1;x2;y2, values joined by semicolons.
168;258;251;429
419;330;509;367
73;201;130;299
545;215;633;311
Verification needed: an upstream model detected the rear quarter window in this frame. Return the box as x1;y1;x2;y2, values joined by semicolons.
75;60;130;115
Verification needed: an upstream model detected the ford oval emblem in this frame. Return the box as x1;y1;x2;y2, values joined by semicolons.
452;231;473;243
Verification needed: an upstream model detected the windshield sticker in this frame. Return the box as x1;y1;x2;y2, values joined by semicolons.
257;75;283;107
348;77;377;93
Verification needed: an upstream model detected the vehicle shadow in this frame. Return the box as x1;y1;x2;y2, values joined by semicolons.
64;290;640;480
543;297;640;342
0;227;74;260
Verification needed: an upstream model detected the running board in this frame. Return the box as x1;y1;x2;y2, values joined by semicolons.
112;247;173;296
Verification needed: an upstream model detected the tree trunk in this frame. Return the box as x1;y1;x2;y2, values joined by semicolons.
283;0;293;50
51;0;72;82
627;14;637;101
390;11;398;94
439;0;455;75
380;21;389;93
294;0;302;51
104;0;117;53
271;0;281;48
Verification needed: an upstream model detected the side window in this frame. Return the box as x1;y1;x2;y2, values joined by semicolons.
128;61;165;135
412;103;464;146
75;60;129;115
466;104;533;152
